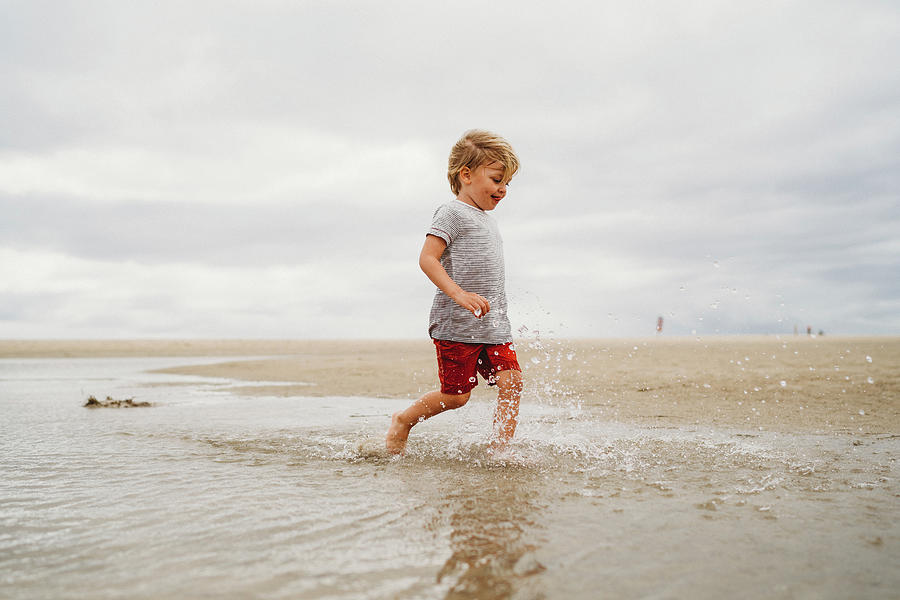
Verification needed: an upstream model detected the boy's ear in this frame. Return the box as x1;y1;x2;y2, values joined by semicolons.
459;166;472;185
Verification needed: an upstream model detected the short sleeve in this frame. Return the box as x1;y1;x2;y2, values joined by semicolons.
428;204;462;245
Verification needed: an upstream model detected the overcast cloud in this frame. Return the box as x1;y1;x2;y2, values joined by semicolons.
1;0;898;339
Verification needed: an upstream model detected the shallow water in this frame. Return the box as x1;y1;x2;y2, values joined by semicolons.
1;357;897;599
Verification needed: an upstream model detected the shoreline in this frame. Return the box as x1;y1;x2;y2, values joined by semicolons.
0;334;896;358
2;336;897;435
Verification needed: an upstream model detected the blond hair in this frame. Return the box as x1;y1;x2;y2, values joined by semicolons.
447;129;520;195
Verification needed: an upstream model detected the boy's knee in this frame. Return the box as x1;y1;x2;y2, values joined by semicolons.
443;391;471;409
498;369;524;391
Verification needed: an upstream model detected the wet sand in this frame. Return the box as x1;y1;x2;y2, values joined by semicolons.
3;338;898;598
3;336;897;435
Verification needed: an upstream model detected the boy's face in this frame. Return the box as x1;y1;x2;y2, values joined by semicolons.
458;161;510;211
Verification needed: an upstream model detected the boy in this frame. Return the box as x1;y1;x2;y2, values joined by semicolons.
386;130;523;455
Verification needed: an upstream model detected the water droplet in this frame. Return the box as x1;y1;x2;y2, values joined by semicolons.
780;381;787;387
469;377;476;383
478;359;483;364
494;351;499;356
867;377;874;384
859;409;865;416
508;344;516;351
865;355;873;363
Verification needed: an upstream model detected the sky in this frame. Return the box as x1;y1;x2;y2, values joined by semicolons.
1;0;898;339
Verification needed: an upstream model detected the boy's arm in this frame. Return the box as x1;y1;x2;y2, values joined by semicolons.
419;234;490;318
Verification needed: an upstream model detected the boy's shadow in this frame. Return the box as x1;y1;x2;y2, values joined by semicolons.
432;466;547;600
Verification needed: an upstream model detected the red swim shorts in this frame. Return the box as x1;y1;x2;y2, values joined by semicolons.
433;339;521;395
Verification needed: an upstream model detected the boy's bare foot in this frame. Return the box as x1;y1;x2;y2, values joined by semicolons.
385;412;411;455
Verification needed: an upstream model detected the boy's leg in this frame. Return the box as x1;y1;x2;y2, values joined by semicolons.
491;369;523;447
386;389;471;454
386;340;482;454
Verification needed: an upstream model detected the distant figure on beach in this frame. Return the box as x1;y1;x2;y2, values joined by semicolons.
657;316;664;334
386;130;523;455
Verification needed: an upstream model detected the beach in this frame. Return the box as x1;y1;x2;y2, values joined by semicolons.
4;335;897;433
1;336;897;599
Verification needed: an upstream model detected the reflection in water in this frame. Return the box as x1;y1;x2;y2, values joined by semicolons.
3;355;898;600
432;466;547;600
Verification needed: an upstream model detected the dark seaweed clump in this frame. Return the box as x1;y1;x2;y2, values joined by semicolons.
84;395;152;408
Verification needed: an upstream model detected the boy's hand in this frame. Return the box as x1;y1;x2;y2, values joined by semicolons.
452;291;490;318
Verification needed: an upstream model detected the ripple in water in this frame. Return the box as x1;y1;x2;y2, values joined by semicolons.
1;357;897;599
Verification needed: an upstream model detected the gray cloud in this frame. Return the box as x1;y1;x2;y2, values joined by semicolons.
1;0;898;338
0;192;423;266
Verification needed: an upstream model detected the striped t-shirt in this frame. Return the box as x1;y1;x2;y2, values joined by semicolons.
427;199;512;344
